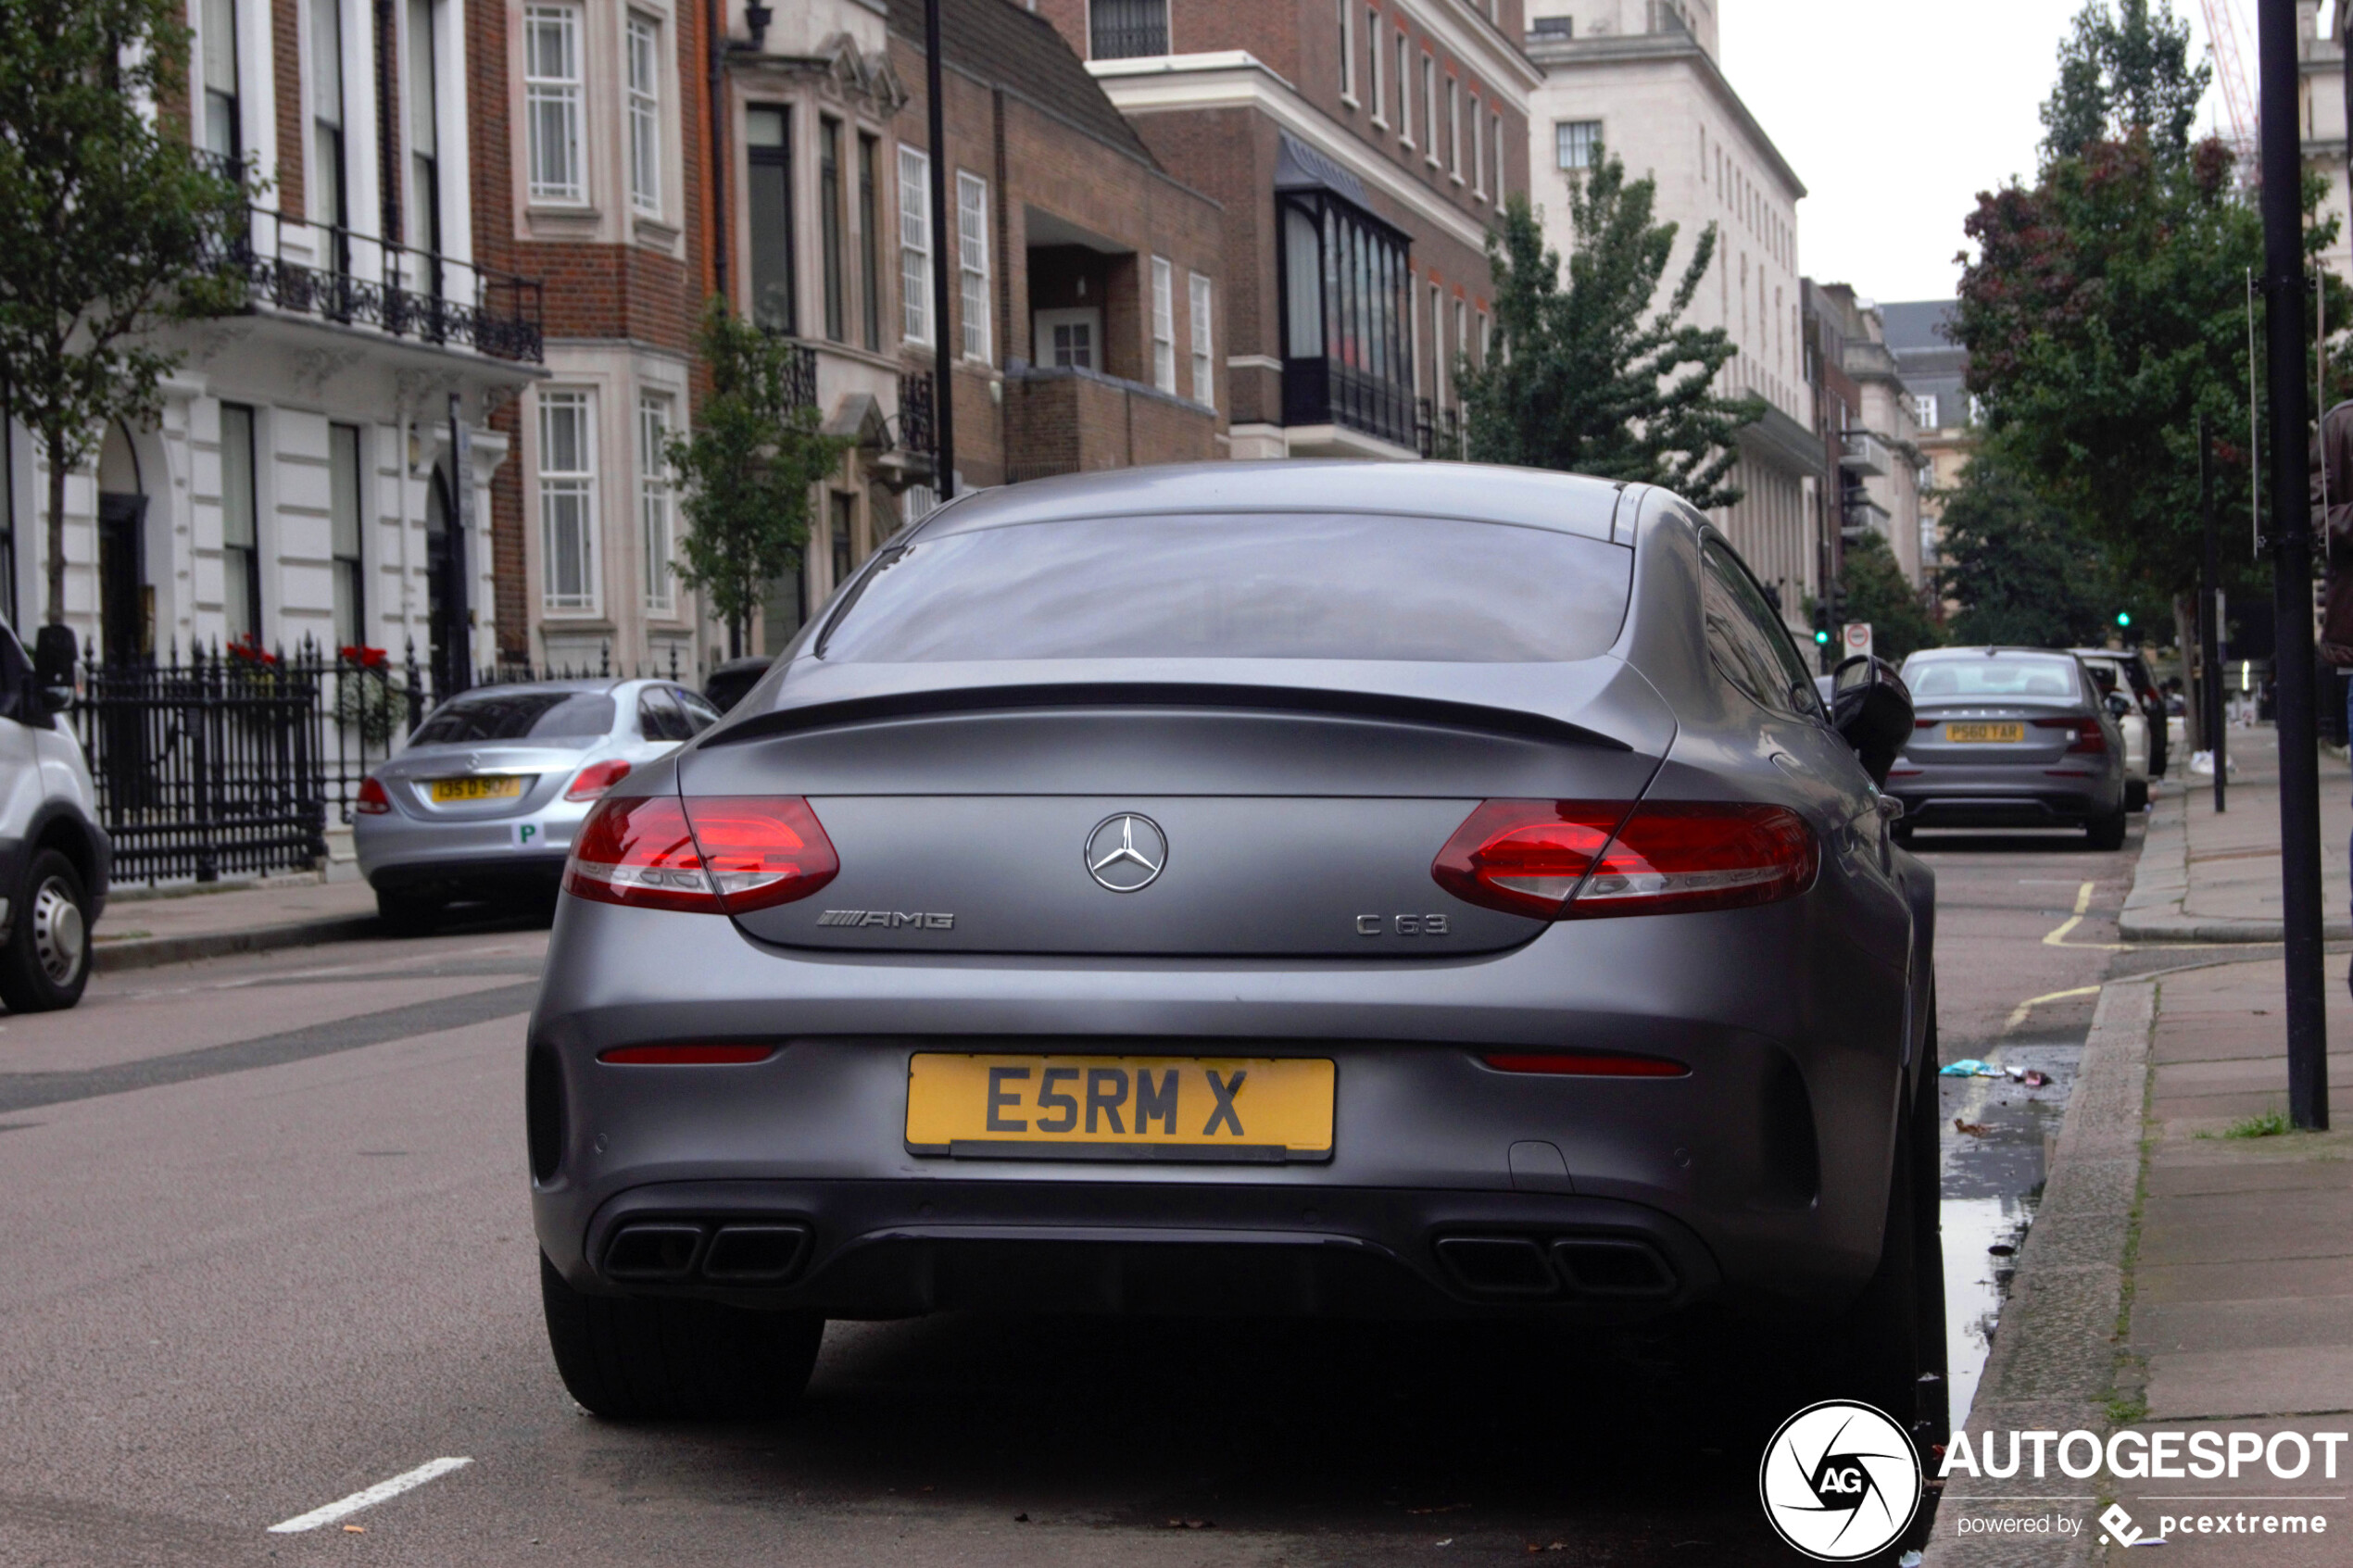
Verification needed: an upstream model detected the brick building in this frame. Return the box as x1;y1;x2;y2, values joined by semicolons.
1037;0;1536;459
4;0;539;685
885;0;1227;501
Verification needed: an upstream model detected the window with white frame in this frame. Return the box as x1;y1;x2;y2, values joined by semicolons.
956;169;990;362
898;145;932;344
1420;56;1437;165
1491;111;1506;200
1446;78;1461;180
538;391;598;611
1337;0;1353;99
1555;119;1600;171
524;5;585;204
1913;394;1939;429
1469;92;1483;196
1366;8;1382;122
1151;257;1176;393
625;12;661;217
638;395;674;613
1188;270;1214;405
1395;32;1412;144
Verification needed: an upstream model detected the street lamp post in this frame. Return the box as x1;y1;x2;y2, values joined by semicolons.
924;0;957;501
2257;0;2330;1130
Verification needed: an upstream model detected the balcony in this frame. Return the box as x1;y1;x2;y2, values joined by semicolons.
1840;430;1889;476
1003;360;1216;481
1841;494;1891;540
1281;358;1418;455
209;204;544;363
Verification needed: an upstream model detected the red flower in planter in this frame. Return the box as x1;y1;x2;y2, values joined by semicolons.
226;633;279;665
339;645;389;669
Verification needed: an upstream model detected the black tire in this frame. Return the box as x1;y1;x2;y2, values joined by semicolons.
2125;779;2149;813
374;886;443;935
0;849;91;1012
539;1254;824;1419
2085;805;2128;850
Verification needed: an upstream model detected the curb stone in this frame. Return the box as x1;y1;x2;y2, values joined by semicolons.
91;915;384;973
1923;979;2155;1568
2118;786;2352;943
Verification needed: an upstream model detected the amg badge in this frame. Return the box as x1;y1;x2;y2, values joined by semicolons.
817;909;957;929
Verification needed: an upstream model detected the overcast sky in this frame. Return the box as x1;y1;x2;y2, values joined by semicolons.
1718;0;2231;307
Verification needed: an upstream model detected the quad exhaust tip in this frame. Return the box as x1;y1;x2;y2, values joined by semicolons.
1434;1234;1677;1299
603;1220;810;1284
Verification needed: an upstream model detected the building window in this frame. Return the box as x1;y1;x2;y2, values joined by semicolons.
858;133;882;351
1420;56;1437;165
625;12;661;217
955;170;990;362
220;403;259;641
1446;78;1461;180
1454;299;1467;382
1189;271;1214;405
1278;192;1415;447
1395;32;1412;144
1477;309;1491;365
1492;111;1506;201
329;422;363;646
1338;0;1353;99
1089;0;1166;59
898;144;931;345
821;118;846;343
1366;8;1383;122
747;107;795;333
1914;394;1939;429
1429;282;1446;405
407;0;441;257
538;391;598;612
638;396;674;614
202;0;240;159
1555;119;1601;171
523;4;584;204
1469;93;1483;197
311;0;347;245
829;492;854;588
1151;256;1176;393
1530;14;1570;35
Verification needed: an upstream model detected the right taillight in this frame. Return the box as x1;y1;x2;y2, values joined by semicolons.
2033;717;2108;754
562;794;838;914
356;776;392;815
1433;799;1818;921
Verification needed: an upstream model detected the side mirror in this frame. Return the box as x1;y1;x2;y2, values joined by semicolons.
1830;655;1915;786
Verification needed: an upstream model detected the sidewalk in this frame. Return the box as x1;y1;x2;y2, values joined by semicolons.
90;875;383;972
2120;728;2353;941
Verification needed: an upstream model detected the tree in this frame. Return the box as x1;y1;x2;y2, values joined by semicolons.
1935;454;2113;646
665;299;851;657
1458;169;1765;509
0;0;249;628
1841;531;1941;663
2040;0;2208;161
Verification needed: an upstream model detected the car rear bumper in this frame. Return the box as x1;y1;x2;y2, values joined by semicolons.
1887;763;2120;827
365;848;570;897
527;894;1919;1323
356;806;586;894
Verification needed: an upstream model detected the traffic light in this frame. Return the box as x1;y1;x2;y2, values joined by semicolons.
2116;611;2132;629
1811;602;1832;646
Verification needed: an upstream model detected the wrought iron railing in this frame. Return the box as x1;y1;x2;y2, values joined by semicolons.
206;201;545;363
68;637;685;883
1416;397;1462;460
1282;358;1418;451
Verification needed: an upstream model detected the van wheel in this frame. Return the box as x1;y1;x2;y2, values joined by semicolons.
539;1254;824;1420
0;850;91;1012
2086;807;2128;850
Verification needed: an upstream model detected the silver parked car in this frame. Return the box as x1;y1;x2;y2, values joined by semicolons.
355;679;721;928
527;463;1940;1431
1889;647;2129;847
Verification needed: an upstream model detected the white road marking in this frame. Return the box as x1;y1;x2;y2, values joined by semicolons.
266;1457;472;1533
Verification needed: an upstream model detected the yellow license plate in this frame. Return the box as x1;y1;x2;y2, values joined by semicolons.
1946;722;2025;744
428;774;525;802
906;1053;1336;1162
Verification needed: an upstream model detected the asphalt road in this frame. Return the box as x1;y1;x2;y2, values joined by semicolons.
0;816;2157;1567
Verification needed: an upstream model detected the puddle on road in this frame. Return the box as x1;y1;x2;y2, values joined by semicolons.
1938;1040;2078;1430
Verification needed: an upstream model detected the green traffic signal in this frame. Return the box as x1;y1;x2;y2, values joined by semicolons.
2116;611;2132;628
1814;630;1831;645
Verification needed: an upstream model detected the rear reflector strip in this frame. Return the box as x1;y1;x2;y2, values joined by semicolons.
1481;1051;1690;1077
597;1044;777;1065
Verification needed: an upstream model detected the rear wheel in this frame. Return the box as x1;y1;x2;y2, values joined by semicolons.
539;1254;824;1419
374;886;443;935
2085;806;2128;850
0;850;91;1012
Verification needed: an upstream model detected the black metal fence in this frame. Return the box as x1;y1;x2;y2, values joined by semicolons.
68;638;681;884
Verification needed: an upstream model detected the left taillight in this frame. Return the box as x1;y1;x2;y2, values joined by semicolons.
563;758;633;801
1433;799;1818;921
356;776;393;815
562;794;838;914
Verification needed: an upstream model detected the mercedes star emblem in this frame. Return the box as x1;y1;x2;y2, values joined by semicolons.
1085;813;1167;893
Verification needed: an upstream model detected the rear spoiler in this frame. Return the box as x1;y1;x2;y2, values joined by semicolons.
707;682;1630;752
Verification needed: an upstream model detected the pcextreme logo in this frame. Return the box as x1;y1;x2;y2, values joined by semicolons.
1758;1400;1924;1562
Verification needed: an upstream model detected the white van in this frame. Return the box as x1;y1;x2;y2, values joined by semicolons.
0;626;109;1010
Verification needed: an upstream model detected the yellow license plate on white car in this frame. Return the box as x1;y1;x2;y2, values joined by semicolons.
428;774;525;803
1946;722;2025;744
905;1053;1335;1162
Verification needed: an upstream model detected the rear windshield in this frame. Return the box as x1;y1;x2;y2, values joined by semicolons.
1905;655;2083;703
817;515;1634;663
410;691;617;744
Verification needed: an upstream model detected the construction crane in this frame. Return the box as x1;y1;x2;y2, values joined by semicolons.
2200;0;2259;157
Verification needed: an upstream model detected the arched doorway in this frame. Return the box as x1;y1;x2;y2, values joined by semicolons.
423;461;471;696
96;423;151;665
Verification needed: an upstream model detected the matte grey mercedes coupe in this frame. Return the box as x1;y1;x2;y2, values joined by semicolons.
527;462;1941;1433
